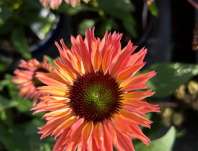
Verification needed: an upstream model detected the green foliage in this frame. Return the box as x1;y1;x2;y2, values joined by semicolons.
11;29;31;59
147;63;198;97
0;120;52;151
98;0;137;37
136;127;176;151
78;19;95;35
0;74;53;151
0;0;57;59
148;2;158;16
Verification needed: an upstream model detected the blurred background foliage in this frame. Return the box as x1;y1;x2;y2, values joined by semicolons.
0;0;198;151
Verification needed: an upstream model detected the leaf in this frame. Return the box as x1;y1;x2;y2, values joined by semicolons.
98;0;137;37
148;2;158;16
98;0;134;19
147;63;198;97
11;28;31;59
15;97;32;112
0;120;52;151
0;95;17;111
136;127;176;151
78;19;95;35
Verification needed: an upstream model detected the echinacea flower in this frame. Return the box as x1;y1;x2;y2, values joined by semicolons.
13;57;53;101
40;0;90;9
32;29;160;151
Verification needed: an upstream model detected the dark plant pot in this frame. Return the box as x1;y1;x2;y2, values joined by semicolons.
0;14;72;72
136;0;172;65
31;14;72;60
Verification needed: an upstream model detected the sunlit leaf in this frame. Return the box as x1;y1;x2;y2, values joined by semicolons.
147;63;198;97
136;127;176;151
148;2;158;16
79;19;95;35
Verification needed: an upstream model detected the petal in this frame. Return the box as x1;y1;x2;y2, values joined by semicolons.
121;71;156;91
116;63;145;82
120;110;152;127
81;122;94;150
114;129;135;151
110;41;134;76
38;86;68;96
123;90;155;101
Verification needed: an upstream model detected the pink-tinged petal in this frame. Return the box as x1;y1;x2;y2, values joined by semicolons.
123;100;160;115
38;86;68;96
36;72;68;87
91;40;102;72
127;48;147;66
120;110;152;128
129;125;150;144
43;108;71;120
113;115;150;144
63;119;85;150
123;90;155;101
33;102;67;113
121;71;156;91
55;40;81;75
116;63;145;82
52;116;77;136
102;121;113;151
92;123;105;150
39;117;67;139
85;28;96;53
110;41;135;76
101;33;122;73
50;0;62;9
91;137;99;151
55;59;78;79
71;35;93;73
53;129;70;151
114;129;135;151
81;122;94;150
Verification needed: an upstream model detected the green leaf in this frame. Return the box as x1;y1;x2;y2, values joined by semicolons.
148;2;158;16
98;0;137;37
136;127;176;151
0;95;17;111
0;120;52;151
15;98;32;112
11;28;31;59
147;63;198;97
98;0;134;19
79;19;95;35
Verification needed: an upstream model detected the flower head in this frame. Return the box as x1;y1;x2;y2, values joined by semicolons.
32;29;160;151
40;0;90;9
13;57;53;101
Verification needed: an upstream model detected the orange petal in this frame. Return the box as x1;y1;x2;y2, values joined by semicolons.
81;122;94;150
102;121;113;151
120;110;152;127
116;63;145;82
52;116;76;136
110;41;134;76
38;86;68;96
114;128;135;151
121;71;156;91
123;90;155;101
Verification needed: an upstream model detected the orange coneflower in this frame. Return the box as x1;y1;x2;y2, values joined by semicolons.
13;56;53;101
32;29;160;151
40;0;90;9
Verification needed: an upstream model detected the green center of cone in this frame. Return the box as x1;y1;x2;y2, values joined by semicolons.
85;84;113;111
